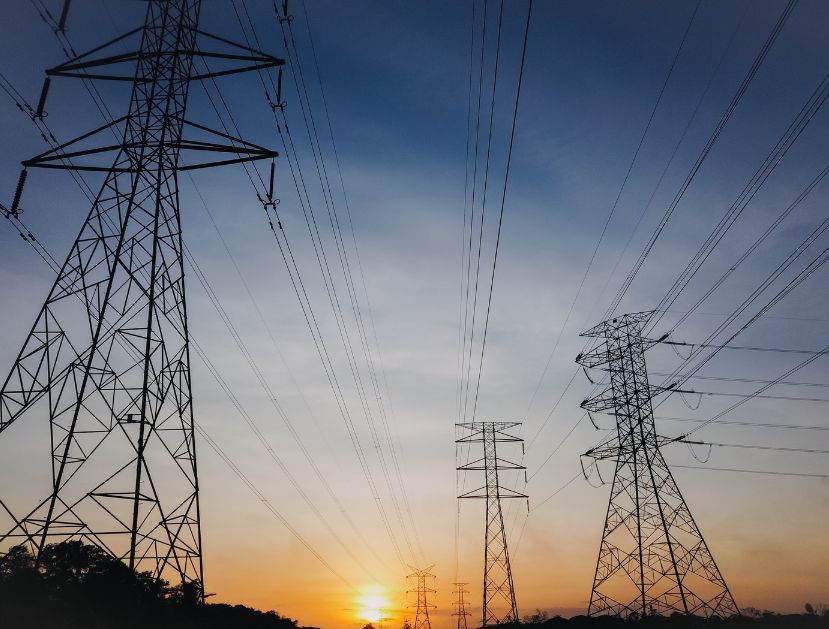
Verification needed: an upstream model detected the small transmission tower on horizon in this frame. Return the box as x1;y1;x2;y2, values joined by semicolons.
452;582;471;629
576;311;738;618
406;565;437;629
0;0;282;594
457;422;526;626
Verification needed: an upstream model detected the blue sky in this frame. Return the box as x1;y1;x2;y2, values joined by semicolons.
1;0;828;625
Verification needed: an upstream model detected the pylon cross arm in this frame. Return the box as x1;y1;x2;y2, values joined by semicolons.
46;26;285;82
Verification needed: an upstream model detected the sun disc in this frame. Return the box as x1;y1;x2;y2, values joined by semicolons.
357;588;389;624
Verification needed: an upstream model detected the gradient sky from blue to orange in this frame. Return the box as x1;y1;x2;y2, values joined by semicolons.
0;1;828;627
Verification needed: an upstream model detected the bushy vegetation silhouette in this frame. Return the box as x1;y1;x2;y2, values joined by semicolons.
507;606;829;628
0;541;319;629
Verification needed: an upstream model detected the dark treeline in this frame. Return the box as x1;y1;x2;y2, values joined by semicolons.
504;609;829;629
0;541;319;629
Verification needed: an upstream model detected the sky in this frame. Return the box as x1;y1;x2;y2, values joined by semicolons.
0;0;828;627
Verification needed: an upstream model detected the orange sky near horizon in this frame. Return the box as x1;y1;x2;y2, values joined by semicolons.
196;454;829;628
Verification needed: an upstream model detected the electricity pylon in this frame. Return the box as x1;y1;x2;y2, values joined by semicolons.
406;565;436;629
457;422;526;626
452;582;471;629
576;311;738;618
0;0;282;594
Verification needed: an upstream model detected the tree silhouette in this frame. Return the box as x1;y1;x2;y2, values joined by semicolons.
0;541;318;629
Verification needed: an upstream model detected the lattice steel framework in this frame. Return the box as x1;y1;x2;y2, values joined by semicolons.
457;422;526;626
406;565;436;629
452;582;471;629
576;312;738;618
0;0;282;594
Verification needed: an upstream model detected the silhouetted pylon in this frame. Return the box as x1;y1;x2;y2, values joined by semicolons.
576;311;738;618
406;565;436;629
457;422;526;626
0;0;282;596
452;582;471;629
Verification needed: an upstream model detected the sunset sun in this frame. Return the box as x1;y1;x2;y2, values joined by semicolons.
357;588;389;624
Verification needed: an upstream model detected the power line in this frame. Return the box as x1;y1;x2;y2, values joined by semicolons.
279;12;417;565
647;62;829;335
192;0;417;569
651;373;829;388
527;411;586;481
659;310;829;324
663;160;829;335
459;0;491;426
196;425;357;590
471;0;533;418
667;238;829;393
522;0;746;462
456;0;479;426
655;416;829;432
586;0;751;335
455;0;479;583
522;0;702;423
672;464;829;480
216;0;418;566
530;468;585;512
602;0;799;320
462;0;505;422
675;389;829;404
679;440;829;455
649;209;829;414
663;340;828;355
681;341;829;439
298;0;426;563
183;245;382;580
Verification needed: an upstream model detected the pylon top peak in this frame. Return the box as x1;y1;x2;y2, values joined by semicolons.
579;310;655;337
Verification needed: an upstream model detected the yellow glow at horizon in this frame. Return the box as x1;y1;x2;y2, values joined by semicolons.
357;586;390;624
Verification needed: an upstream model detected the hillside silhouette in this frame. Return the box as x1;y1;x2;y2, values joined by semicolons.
0;541;319;629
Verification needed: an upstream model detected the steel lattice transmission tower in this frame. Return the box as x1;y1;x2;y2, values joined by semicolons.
406;565;437;629
576;312;738;618
0;0;282;592
452;582;471;629
457;422;526;626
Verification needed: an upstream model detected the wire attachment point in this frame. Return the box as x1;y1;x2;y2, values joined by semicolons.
34;77;51;119
258;160;281;211
10;169;28;216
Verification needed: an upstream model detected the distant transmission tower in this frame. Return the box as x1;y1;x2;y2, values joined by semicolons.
406;566;437;629
452;582;471;629
457;422;526;626
0;0;282;593
576;312;738;618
